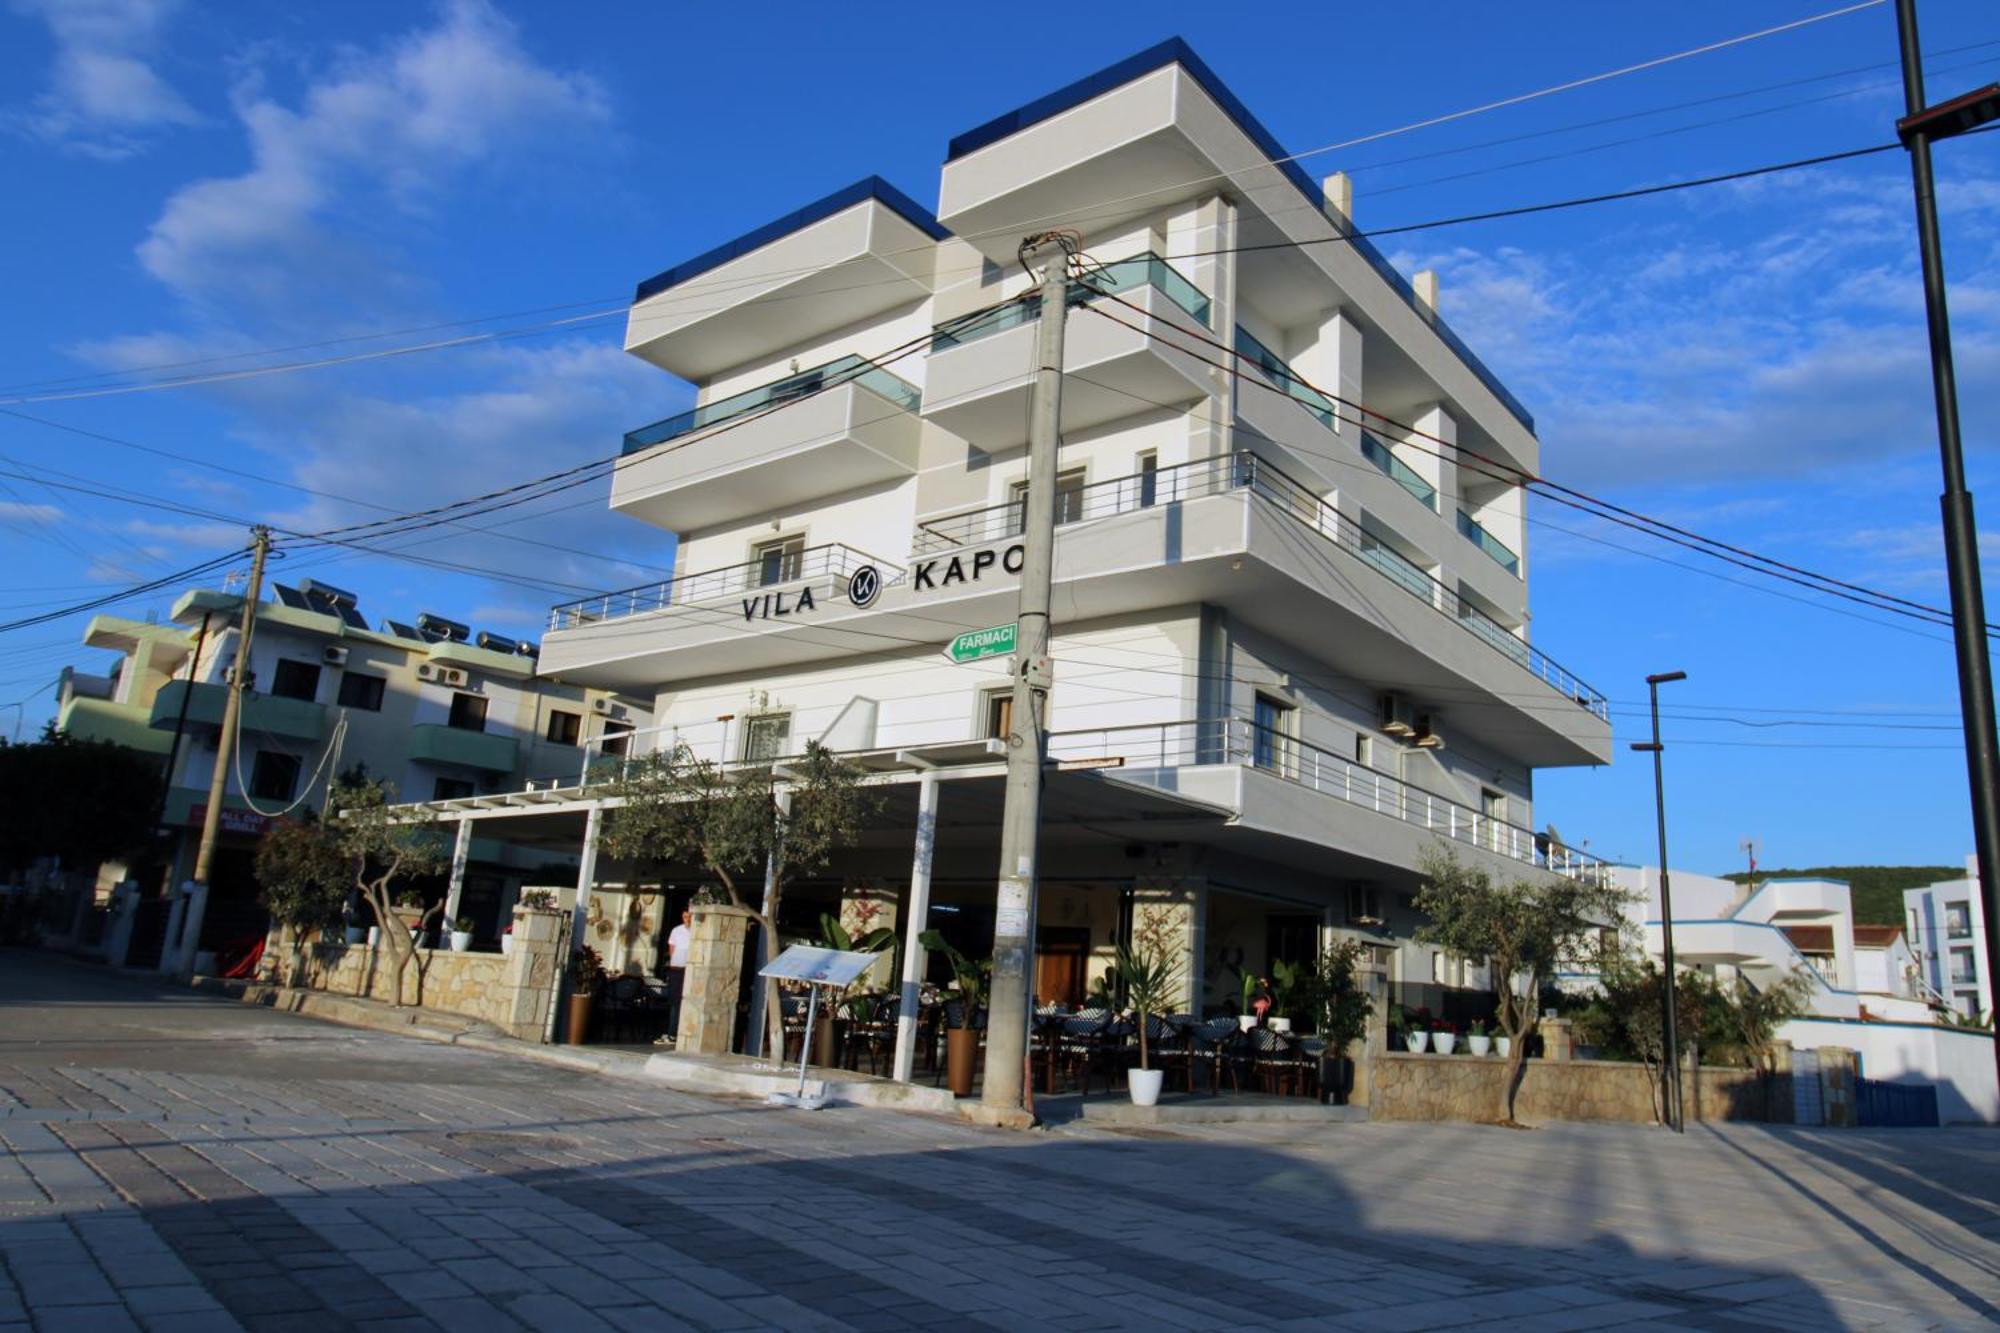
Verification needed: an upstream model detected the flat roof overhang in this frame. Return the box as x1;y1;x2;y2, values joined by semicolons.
540;492;1611;767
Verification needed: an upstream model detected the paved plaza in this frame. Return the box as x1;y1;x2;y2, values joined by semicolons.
1;951;1997;1331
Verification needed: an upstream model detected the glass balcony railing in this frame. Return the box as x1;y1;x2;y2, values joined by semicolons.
930;251;1211;352
1458;509;1521;577
1358;534;1435;605
622;354;922;456
1360;432;1437;511
1234;326;1338;431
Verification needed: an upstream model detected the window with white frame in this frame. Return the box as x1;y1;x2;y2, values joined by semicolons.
755;536;805;587
742;713;791;763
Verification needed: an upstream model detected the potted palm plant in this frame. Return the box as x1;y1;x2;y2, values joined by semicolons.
1113;935;1182;1107
918;930;988;1097
1311;939;1373;1105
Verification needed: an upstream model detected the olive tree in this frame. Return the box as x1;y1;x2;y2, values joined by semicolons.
327;779;446;1007
599;740;872;1057
1414;846;1630;1125
253;815;348;986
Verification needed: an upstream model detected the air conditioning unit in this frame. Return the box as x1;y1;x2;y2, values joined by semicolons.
416;662;468;687
591;697;615;716
1379;692;1416;737
1414;713;1446;750
1347;883;1384;928
322;645;349;666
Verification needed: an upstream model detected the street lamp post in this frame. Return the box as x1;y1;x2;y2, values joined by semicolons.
1632;670;1687;1133
1892;0;2000;1104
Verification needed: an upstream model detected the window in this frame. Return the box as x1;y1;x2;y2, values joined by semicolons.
432;777;475;801
1346;883;1382;925
270;659;320;702
1354;732;1372;768
1957;990;1982;1016
1251;694;1294;773
1009;469;1086;534
755;536;805;587
983;690;1014;741
336;672;386;711
1949;947;1977;985
1481;789;1507;851
249;751;301;803
545;710;581;745
1946;902;1972;939
1432;952;1461;987
1137;451;1159;507
447;692;488;732
599;721;633;757
742;713;791;763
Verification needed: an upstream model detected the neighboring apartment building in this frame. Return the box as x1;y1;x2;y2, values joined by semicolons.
1907;860;1992;1020
55;578;648;961
424;39;1616;1018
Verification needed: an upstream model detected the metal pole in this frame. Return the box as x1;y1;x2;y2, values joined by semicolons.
1633;670;1686;1132
177;528;270;976
981;234;1072;1115
147;609;210;895
1895;0;2000;1102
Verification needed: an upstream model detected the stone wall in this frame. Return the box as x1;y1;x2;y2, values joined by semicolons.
268;906;564;1041
1369;1051;1779;1125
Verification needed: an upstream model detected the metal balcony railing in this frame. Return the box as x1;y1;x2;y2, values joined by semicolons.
546;542;894;633
914;450;1607;718
1360;432;1438;511
622;354;921;457
929;250;1211;352
1046;716;1611;884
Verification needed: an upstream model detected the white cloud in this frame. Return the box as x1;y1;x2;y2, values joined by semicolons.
8;0;199;157
137;0;607;307
0;499;63;523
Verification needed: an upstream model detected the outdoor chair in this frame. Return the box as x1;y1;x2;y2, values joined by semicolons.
1137;1015;1192;1091
1189;1018;1246;1094
1056;1012;1115;1095
780;994;810;1063
844;996;897;1077
1248;1027;1317;1098
596;975;649;1044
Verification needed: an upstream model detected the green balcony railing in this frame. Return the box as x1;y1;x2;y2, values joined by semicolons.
1458;509;1521;576
1360;432;1437;511
623;354;921;456
930;251;1211;351
1234;326;1339;431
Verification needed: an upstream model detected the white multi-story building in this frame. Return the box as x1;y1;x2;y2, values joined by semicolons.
56;578;649;962
1907;860;1992;1021
442;40;1615;1018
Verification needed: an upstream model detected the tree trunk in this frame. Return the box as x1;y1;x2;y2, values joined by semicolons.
1500;1034;1531;1123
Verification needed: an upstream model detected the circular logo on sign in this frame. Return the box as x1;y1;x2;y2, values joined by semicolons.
847;565;882;608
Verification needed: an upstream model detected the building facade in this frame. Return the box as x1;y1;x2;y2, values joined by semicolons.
398;40;1617;1032
56;579;649;961
1907;860;1992;1021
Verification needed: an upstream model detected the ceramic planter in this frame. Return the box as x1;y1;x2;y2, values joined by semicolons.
1496;1036;1513;1058
1404;1031;1429;1053
1268;1017;1292;1034
1129;1068;1165;1107
343;926;364;945
945;1027;978;1096
1237;1015;1258;1032
500;935;513;957
1468;1035;1492;1056
565;991;592;1045
1318;1054;1355;1106
450;930;472;953
1433;1033;1458;1054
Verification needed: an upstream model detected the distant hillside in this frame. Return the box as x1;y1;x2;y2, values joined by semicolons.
1722;865;1963;927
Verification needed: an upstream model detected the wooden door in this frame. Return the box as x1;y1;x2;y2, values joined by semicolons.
1036;927;1090;1007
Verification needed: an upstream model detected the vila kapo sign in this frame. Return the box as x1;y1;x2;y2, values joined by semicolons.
739;542;1024;621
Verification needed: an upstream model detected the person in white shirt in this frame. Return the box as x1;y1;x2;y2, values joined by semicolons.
658;907;692;1044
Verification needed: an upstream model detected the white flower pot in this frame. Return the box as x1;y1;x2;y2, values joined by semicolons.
366;926;380;947
1496;1036;1513;1058
1468;1035;1492;1056
1433;1033;1458;1054
1405;1031;1430;1053
1129;1068;1165;1107
450;931;472;953
1238;1015;1258;1032
500;936;513;957
1268;1017;1292;1034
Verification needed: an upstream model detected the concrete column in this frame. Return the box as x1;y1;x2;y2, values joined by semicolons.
1131;876;1205;1013
1542;1016;1575;1062
1832;921;1857;993
1819;1046;1858;1128
1321;171;1353;228
892;771;939;1083
1351;961;1391;1109
104;882;138;968
500;906;565;1041
745;789;791;1058
679;903;754;1055
567;804;602;959
442;817;473;930
1405;403;1458;515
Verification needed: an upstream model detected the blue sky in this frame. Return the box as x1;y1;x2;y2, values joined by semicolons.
1;1;1996;875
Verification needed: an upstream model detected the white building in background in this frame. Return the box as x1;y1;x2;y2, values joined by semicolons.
410;39;1615;1023
1907;859;1992;1021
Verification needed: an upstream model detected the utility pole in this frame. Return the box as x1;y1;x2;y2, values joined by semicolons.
175;527;271;975
980;233;1074;1117
1892;0;2000;1101
1632;669;1687;1133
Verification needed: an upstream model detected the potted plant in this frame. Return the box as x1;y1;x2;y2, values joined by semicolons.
393;889;430;948
1113;933;1182;1108
1267;958;1306;1034
918;930;988;1096
449;916;474;953
1467;1019;1493;1057
1432;1020;1458;1055
1311;940;1374;1105
518;888;558;910
1403;1006;1431;1053
564;945;604;1045
500;922;514;957
816;912;895;1064
1495;1033;1513;1059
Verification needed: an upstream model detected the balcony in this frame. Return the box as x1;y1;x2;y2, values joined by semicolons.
624;178;945;382
1458;509;1520;577
149;680;326;743
1361;434;1437;511
59;697;171;754
612;357;922;532
408;724;518;774
1046;717;1610;885
544;453;1609;765
922;252;1214;451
